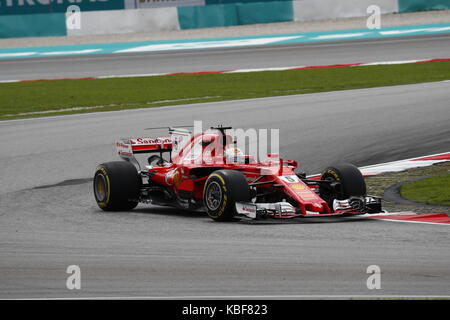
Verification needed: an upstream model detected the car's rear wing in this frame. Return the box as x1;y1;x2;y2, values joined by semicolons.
116;137;172;156
115;127;193;167
115;137;172;170
132;137;172;154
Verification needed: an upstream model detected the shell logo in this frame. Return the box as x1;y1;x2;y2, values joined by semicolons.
166;169;182;186
172;170;182;186
291;183;306;190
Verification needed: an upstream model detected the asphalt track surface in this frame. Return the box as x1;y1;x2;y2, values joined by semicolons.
1;34;450;81
1;81;449;298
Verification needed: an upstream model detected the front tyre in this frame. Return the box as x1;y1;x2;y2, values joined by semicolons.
93;161;141;211
203;170;250;221
319;163;366;210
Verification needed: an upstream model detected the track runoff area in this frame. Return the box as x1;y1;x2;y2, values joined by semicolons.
2;57;448;83
323;152;450;225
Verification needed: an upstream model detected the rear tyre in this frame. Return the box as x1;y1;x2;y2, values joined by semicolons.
93;161;141;211
203;170;250;221
319;163;366;210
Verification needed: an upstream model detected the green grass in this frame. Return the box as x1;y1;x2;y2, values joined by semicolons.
401;173;450;206
1;61;450;120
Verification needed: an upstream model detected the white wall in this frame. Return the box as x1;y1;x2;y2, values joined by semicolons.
68;7;180;36
67;0;402;37
293;0;399;22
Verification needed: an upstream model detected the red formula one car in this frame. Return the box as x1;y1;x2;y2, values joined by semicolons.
93;126;382;221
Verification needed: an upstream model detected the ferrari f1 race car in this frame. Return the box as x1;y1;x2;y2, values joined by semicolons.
93;125;382;221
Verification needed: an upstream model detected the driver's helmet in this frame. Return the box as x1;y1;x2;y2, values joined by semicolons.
224;147;244;163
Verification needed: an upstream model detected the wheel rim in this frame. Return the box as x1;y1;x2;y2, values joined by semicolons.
94;174;107;202
205;181;222;211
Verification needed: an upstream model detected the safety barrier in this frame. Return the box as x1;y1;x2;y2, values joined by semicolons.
0;0;449;38
293;0;398;21
67;7;180;36
398;0;450;13
178;1;293;29
0;13;67;38
0;0;124;15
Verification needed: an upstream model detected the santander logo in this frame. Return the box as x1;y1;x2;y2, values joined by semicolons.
131;137;172;145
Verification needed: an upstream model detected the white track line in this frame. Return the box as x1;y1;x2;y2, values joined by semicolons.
371;219;449;226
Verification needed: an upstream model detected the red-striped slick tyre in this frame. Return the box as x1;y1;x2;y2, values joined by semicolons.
93;161;141;211
203;170;251;221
